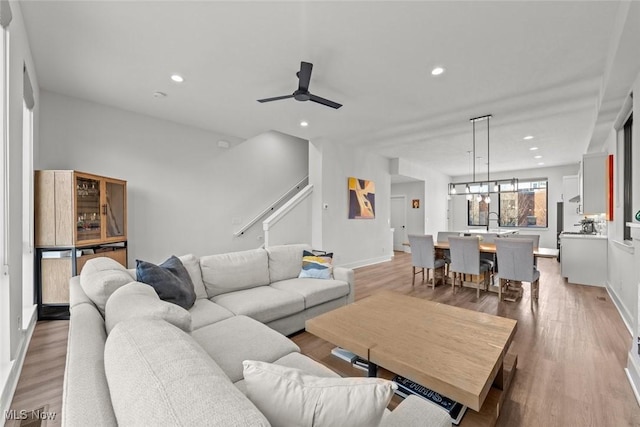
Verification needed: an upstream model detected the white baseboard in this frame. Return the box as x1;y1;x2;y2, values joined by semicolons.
626;351;640;407
0;309;37;416
606;281;634;336
339;255;392;270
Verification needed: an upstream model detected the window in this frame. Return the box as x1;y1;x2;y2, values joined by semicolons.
467;198;489;226
467;179;548;228
624;113;633;241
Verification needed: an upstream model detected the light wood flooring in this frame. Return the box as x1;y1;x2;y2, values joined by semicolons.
7;251;640;426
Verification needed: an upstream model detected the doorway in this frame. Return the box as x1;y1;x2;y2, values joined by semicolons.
390;195;406;252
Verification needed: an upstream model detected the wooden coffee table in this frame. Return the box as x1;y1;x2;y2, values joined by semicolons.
306;291;518;426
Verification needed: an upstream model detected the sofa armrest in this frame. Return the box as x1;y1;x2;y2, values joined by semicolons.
333;267;355;303
380;396;452;427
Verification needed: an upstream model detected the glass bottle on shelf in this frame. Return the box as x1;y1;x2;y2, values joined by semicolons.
76;176;102;243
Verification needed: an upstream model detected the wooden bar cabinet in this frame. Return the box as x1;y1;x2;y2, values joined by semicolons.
34;170;128;319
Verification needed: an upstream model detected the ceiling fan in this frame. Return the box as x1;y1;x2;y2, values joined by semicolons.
257;61;342;109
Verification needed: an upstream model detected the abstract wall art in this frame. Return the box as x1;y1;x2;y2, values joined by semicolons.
348;177;375;219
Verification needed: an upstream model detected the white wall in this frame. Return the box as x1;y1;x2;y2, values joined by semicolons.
390;158;450;236
1;0;40;415
605;71;640;336
391;181;425;236
37;91;308;263
450;164;578;248
309;139;392;268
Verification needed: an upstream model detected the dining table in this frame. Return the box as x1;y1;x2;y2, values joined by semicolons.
433;241;558;299
433;241;559;259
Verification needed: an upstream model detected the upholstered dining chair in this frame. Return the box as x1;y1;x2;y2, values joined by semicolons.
504;233;540;247
495;237;540;308
448;236;490;298
407;234;446;289
502;233;541;266
436;231;459;275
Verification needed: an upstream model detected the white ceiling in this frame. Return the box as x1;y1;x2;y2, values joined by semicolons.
20;1;635;177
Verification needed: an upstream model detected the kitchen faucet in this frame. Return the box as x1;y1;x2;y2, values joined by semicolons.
487;211;500;231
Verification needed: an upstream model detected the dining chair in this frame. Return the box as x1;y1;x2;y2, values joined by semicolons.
436;231;459;275
495;238;540;308
504;233;540;248
407;234;446;289
503;233;541;266
448;236;490;298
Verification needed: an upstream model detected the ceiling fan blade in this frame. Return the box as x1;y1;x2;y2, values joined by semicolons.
298;62;313;92
257;94;295;103
309;94;342;109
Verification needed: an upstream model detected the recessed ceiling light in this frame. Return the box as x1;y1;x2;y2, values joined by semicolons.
431;66;445;76
153;91;167;98
300;121;308;127
170;74;184;83
538;162;545;166
524;135;534;140
534;155;542;159
529;147;539;151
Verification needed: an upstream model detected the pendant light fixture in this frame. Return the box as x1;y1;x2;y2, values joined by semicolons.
447;115;518;200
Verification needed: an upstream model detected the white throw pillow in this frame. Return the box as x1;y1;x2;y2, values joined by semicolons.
242;360;396;427
105;282;192;334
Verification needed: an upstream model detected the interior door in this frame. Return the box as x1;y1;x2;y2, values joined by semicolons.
390;196;406;252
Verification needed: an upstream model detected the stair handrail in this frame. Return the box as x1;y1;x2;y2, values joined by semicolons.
263;184;314;247
233;175;308;237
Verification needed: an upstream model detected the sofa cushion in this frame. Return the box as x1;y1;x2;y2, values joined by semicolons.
189;298;234;330
243;360;396;427
201;248;271;297
191;315;300;382
63;302;117;426
178;254;208;300
270;278;350;309
234;352;339;395
80;257;135;316
212;286;304;324
136;256;196;310
299;250;333;279
105;319;270;427
105;282;192;334
265;244;311;282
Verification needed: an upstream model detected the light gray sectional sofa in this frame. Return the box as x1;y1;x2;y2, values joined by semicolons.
62;244;451;427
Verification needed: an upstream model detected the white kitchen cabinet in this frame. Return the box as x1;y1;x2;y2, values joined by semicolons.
562;175;581;231
582;153;607;214
560;234;607;286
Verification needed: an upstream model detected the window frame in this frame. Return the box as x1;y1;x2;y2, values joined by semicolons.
623;113;633;241
466;178;549;228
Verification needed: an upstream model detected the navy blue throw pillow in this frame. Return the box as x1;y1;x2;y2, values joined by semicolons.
136;255;196;310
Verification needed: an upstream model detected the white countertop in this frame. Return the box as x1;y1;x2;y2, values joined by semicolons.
459;229;518;235
560;233;607;240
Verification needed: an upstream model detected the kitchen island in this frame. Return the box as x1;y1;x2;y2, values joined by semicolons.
560;233;607;286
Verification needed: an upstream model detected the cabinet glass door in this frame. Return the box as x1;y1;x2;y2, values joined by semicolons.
105;180;126;240
76;176;102;243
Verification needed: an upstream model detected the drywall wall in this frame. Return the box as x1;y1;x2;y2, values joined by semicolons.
309;139;392;268
391;181;425;236
389;158;450;236
450;164;577;248
37;91;308;263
